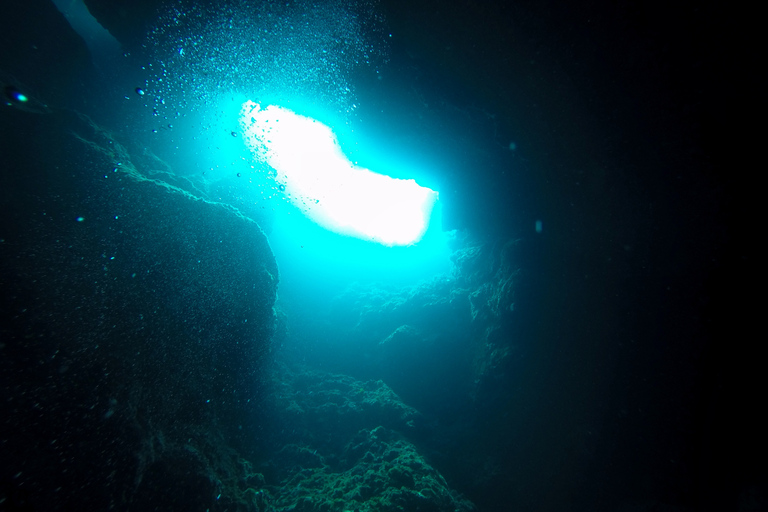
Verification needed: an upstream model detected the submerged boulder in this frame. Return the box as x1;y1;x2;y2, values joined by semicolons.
0;109;278;510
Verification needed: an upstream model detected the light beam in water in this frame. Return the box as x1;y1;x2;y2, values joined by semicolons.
239;101;438;246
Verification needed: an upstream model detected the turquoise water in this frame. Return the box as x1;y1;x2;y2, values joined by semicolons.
0;1;751;511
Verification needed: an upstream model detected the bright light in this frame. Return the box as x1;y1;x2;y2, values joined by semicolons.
239;101;439;246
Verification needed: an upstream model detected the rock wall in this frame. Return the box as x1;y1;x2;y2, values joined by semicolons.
0;108;278;511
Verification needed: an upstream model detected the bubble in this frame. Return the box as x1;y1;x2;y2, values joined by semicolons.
231;131;238;137
135;87;145;96
144;0;389;120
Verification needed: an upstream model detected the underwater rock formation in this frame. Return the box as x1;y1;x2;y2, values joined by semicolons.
286;232;521;416
0;109;278;510
269;235;522;510
257;364;476;512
